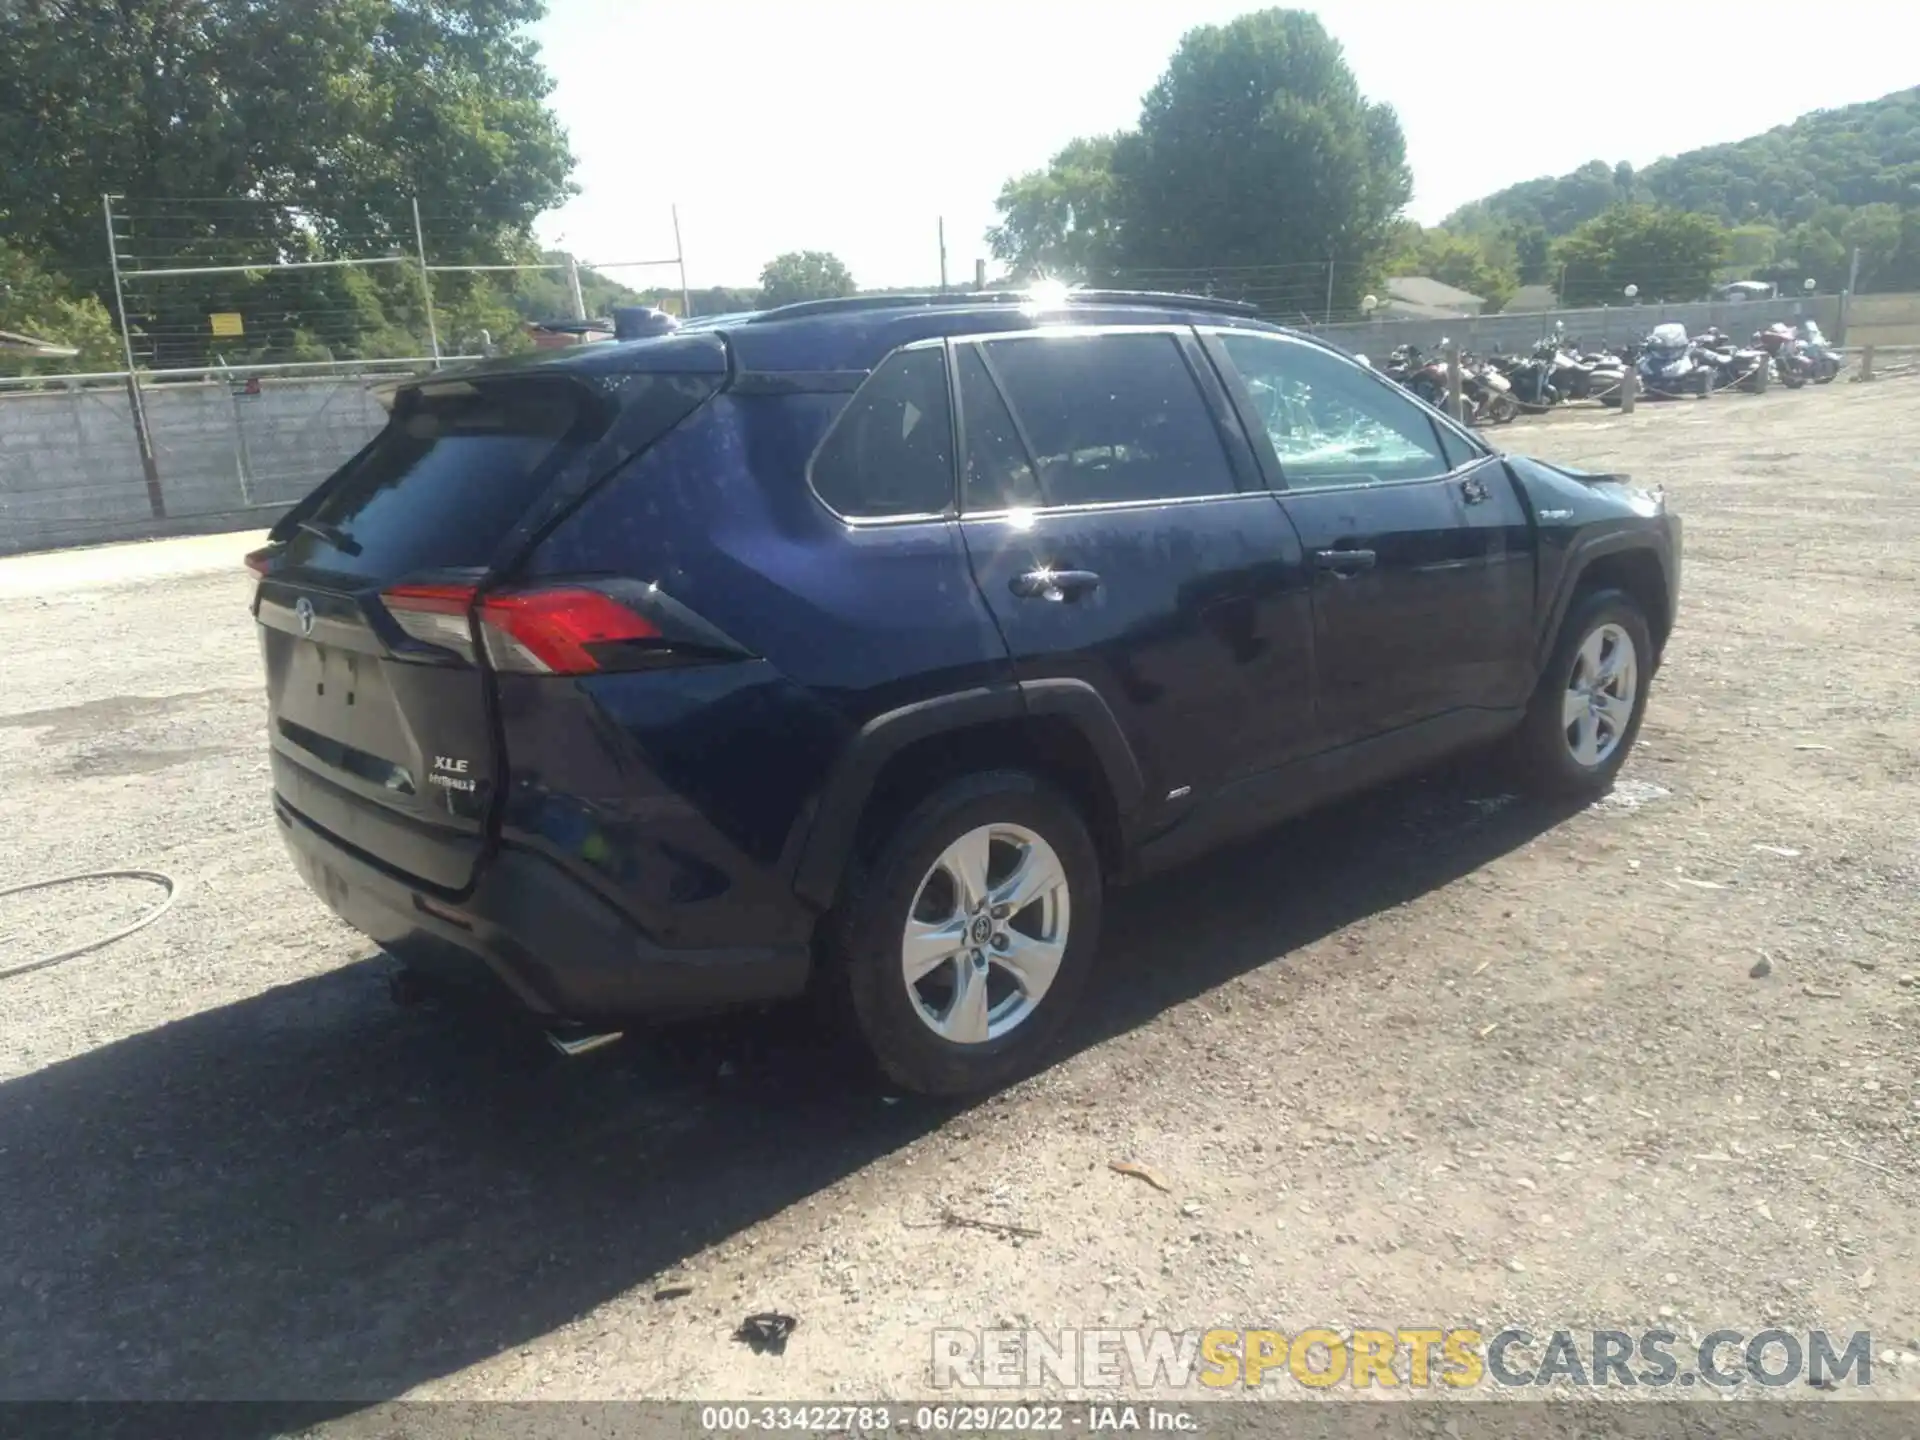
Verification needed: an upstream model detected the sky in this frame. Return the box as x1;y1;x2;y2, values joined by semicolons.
531;0;1917;292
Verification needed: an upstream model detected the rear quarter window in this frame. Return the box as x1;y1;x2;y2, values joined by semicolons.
808;346;955;519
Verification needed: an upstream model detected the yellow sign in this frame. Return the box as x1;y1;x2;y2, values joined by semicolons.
209;312;245;338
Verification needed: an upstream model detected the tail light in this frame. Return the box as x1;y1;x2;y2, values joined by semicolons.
244;545;279;576
381;583;661;674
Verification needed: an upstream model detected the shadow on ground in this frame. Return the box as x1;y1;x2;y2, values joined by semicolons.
0;760;1573;1416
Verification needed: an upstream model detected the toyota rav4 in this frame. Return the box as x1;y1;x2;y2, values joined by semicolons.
250;290;1680;1095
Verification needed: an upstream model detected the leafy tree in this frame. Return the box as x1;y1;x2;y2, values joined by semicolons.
507;254;645;324
1724;224;1781;271
986;135;1124;282
758;251;855;307
1384;223;1518;312
1841;204;1907;289
1507;223;1552;284
0;237;119;369
0;0;574;364
1106;9;1411;314
1553;205;1728;305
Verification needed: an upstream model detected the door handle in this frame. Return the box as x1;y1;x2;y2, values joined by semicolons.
1010;568;1101;602
1460;475;1490;505
1312;548;1376;576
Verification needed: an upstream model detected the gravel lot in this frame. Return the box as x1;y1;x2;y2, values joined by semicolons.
2;381;1916;1410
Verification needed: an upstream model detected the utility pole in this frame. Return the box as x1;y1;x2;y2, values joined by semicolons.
564;253;587;322
411;196;441;366
103;195;164;518
672;205;691;319
938;217;949;293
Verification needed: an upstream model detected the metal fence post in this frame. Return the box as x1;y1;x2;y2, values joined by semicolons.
1444;339;1463;423
103;194;166;518
672;204;692;320
564;253;587;322
411;196;442;366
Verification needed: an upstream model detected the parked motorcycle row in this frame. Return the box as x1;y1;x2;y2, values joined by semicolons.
1364;319;1842;425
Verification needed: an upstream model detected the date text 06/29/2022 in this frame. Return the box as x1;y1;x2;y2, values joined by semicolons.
699;1404;1197;1432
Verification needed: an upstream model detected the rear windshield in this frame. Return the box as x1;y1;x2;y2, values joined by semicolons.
279;378;605;580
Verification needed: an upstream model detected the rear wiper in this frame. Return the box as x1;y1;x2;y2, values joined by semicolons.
297;518;362;556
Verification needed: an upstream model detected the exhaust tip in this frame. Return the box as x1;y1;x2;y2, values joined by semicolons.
547;1026;625;1058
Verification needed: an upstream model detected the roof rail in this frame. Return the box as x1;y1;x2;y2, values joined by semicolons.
747;289;1262;323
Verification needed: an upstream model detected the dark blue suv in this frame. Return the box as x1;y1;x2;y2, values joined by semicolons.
251;290;1680;1095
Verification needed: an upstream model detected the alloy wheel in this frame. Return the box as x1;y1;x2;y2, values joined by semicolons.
1562;622;1638;768
900;823;1070;1045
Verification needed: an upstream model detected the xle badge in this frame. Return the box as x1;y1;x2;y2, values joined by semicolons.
429;755;477;793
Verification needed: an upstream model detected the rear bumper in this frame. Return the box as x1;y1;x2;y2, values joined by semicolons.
275;794;812;1021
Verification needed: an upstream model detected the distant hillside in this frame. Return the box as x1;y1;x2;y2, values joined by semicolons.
1447;87;1920;237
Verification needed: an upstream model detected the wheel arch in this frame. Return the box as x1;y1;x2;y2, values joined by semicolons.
1540;534;1675;673
790;681;1144;911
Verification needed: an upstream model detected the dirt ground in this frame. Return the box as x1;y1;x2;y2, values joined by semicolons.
2;380;1916;1411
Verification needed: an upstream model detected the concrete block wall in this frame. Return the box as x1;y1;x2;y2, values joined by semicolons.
0;377;390;555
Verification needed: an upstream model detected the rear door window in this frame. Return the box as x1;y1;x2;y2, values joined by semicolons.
978;332;1237;507
280;378;610;580
809;345;955;519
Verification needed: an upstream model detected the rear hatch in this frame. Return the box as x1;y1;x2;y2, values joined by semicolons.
254;351;723;890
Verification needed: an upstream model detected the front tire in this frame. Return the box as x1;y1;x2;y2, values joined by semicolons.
833;771;1102;1096
1513;589;1654;799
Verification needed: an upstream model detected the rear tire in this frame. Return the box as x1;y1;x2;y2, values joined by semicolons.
1512;589;1653;799
831;770;1102;1097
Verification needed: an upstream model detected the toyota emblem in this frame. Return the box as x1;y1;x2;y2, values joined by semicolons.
295;597;315;638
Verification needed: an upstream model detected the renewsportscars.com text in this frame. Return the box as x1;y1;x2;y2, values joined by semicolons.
931;1326;1875;1390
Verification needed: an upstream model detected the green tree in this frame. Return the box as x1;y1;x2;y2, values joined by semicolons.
507;254;645;324
1384;223;1518;313
1106;8;1411;314
987;135;1123;282
1553;205;1728;305
1725;223;1780;271
0;238;119;369
1507;223;1552;284
0;0;574;365
1841;203;1906;289
758;251;855;307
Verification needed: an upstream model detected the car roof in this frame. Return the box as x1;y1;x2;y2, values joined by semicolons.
723;294;1294;372
408;291;1303;389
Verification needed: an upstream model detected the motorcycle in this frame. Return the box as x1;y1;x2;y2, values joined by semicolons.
1690;327;1771;394
1756;324;1813;388
1463;356;1519;424
1636;322;1709;399
1797;319;1842;383
1400;348;1452;409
